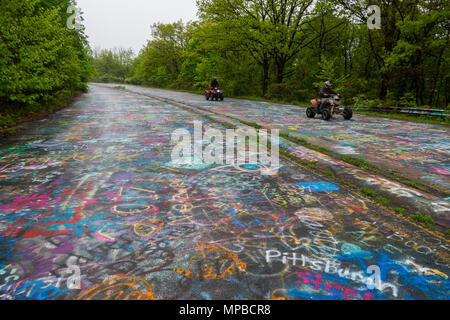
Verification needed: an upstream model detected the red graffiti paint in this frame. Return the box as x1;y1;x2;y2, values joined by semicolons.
295;272;374;300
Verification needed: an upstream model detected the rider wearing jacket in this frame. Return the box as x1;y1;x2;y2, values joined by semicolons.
211;77;219;88
320;81;337;111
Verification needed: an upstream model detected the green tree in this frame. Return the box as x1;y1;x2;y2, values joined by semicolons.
91;47;135;83
0;0;92;123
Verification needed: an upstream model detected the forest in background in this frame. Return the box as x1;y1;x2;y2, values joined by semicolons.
92;0;450;110
1;0;449;132
0;0;92;130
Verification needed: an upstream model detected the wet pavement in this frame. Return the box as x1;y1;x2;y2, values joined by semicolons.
0;84;449;300
107;84;450;197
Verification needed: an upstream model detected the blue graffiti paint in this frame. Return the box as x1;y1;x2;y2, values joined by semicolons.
13;281;67;300
336;244;450;299
0;236;17;270
297;181;340;192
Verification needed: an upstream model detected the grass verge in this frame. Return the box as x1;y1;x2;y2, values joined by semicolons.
410;214;435;228
355;110;449;126
0;89;85;136
360;187;391;206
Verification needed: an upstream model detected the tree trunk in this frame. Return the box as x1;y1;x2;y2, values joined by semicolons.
275;57;286;84
380;73;388;101
262;59;269;96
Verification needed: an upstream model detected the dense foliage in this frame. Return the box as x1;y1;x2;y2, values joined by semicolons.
107;0;449;109
0;0;92;129
90;47;134;83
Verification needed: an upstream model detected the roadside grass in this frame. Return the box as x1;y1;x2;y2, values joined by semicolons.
114;86;126;90
342;181;357;189
342;156;431;194
0;112;16;130
234;95;310;107
239;120;263;129
446;229;450;236
360;187;391;206
0;89;83;135
359;189;440;232
355;110;450;126
393;207;407;215
322;170;335;177
280;134;329;154
360;187;376;198
410;214;435;228
202;115;237;129
340;156;371;170
375;196;391;205
279;149;317;170
399;180;422;191
304;161;317;170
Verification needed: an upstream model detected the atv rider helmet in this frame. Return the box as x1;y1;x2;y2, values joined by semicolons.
325;81;331;88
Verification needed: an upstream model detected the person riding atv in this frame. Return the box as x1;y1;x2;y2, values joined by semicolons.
206;77;224;101
320;81;338;112
307;81;353;121
211;77;220;88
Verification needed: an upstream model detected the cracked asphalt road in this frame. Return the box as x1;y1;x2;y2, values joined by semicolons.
0;84;448;300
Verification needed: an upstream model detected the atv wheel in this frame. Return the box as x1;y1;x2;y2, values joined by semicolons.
220;96;224;101
322;109;332;121
306;107;316;118
343;108;353;120
205;93;210;101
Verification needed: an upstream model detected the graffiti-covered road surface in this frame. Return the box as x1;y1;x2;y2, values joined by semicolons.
0;84;449;300
105;84;450;197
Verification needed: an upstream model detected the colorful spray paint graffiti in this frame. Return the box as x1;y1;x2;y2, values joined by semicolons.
0;85;448;300
107;84;449;196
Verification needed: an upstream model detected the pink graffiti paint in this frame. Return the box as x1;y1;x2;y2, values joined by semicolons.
295;272;374;300
83;198;100;205
432;167;450;175
0;194;52;211
95;231;116;242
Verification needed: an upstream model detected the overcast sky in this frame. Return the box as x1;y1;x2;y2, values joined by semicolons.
76;0;198;54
